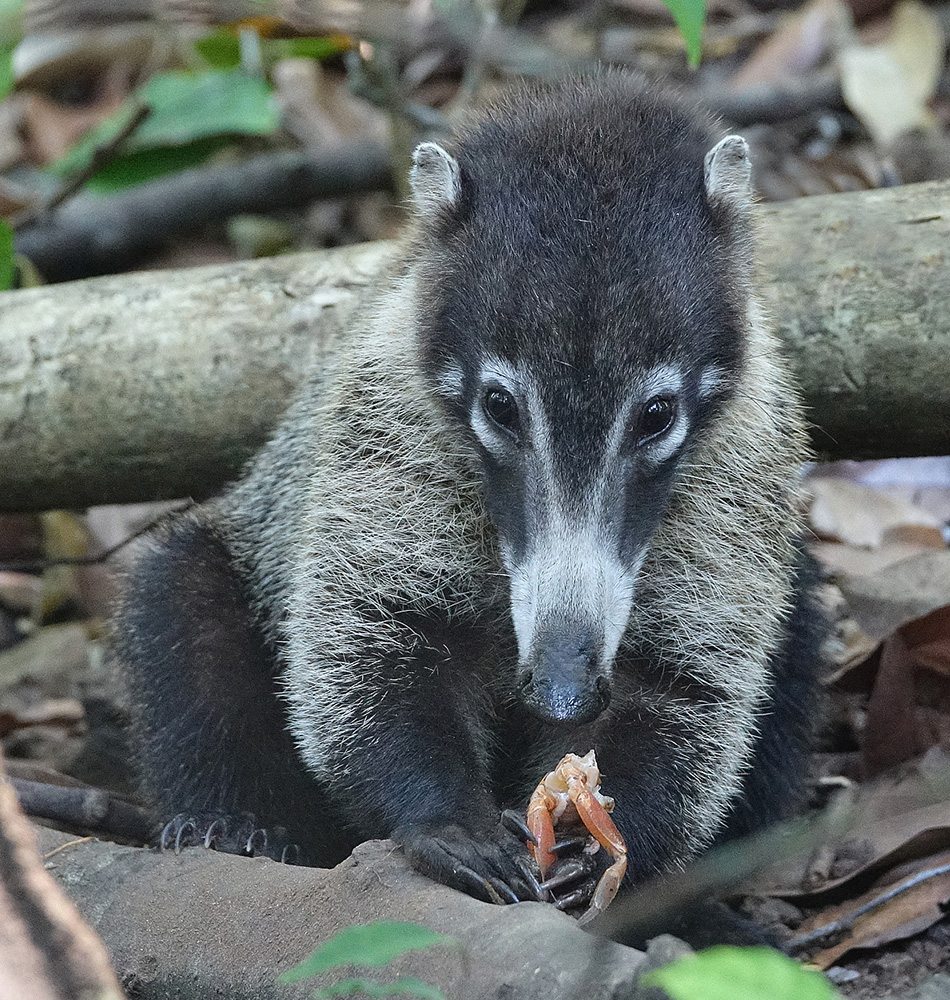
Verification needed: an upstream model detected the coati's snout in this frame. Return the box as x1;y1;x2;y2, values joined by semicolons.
506;536;637;726
516;630;612;725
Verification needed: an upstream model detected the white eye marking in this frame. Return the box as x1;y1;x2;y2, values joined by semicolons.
646;410;689;463
699;365;728;398
480;355;524;391
435;360;465;399
639;364;685;400
470;356;526;457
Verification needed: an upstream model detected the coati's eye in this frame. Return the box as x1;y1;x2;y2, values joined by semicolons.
483;389;519;433
637;396;677;446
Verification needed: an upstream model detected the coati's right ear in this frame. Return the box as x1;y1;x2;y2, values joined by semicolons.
410;142;460;217
704;135;752;220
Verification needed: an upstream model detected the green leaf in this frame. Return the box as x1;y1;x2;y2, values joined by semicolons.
0;218;14;291
84;137;228;193
659;0;706;67
313;976;445;999
134;70;278;147
643;947;838;1000
276;36;352;60
195;31;241;70
280;922;457;984
196;31;351;69
0;45;14;101
48;69;278;190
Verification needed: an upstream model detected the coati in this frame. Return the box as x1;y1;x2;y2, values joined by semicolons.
113;72;824;911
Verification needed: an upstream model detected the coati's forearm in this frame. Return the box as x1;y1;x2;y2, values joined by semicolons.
286;627;497;836
113;515;351;865
285;631;542;902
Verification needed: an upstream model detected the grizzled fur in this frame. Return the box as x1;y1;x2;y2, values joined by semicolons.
113;73;824;904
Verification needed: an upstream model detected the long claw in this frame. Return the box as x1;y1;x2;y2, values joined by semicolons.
554;887;592;911
245;828;268;856
501;809;537;845
452;863;498;904
173;818;196;854
159;814;187;852
516;859;546;902
549;837;589;857
539;859;588;892
203;817;228;850
487;876;520;905
280;843;301;865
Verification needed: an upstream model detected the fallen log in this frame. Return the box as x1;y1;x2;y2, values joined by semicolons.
0;180;947;511
35;828;651;1000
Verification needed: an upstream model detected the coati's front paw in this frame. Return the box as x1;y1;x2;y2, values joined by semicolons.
500;807;610;915
539;848;610;915
158;812;301;864
394;821;545;905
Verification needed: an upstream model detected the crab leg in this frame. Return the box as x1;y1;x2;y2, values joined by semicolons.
526;785;558;879
570;786;625;859
570;784;628;924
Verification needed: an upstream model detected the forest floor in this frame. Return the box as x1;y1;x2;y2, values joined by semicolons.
3;458;950;998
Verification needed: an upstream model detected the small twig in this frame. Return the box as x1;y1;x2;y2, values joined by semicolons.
12;777;155;845
787;860;950;951
701;72;844;127
452;0;501;115
12;103;153;230
0;500;193;574
43;836;94;861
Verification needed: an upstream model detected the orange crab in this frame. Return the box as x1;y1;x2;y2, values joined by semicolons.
526;750;628;924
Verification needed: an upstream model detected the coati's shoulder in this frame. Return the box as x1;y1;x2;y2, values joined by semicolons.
216;284;500;634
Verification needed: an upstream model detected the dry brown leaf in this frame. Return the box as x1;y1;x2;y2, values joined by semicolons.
729;0;854;89
839;0;945;147
883;525;948;549
809;478;940;549
0;572;41;616
837;551;950;641
747;785;950;898
810;539;941;579
0;698;84;738
864;632;921;774
802;850;950;968
901;606;950;678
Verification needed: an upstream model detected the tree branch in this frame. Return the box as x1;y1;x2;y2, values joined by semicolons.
0;757;124;1000
15;139;393;282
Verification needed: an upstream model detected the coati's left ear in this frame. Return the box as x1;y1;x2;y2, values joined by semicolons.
410;142;460;217
704;135;752;219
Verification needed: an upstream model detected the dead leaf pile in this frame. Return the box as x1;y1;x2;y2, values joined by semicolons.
807;475;950;775
746;752;950;971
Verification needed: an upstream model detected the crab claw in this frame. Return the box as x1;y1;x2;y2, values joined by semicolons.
526;789;558;879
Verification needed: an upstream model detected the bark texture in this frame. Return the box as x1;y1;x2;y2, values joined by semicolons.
36;829;648;1000
0;180;947;511
0;241;394;510
756;180;950;463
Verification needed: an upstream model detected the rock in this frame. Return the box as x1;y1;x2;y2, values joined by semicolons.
37;830;648;1000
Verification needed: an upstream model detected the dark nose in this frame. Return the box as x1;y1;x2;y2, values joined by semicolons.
516;640;611;726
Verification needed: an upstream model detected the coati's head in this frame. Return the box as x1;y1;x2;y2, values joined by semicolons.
410;74;756;727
